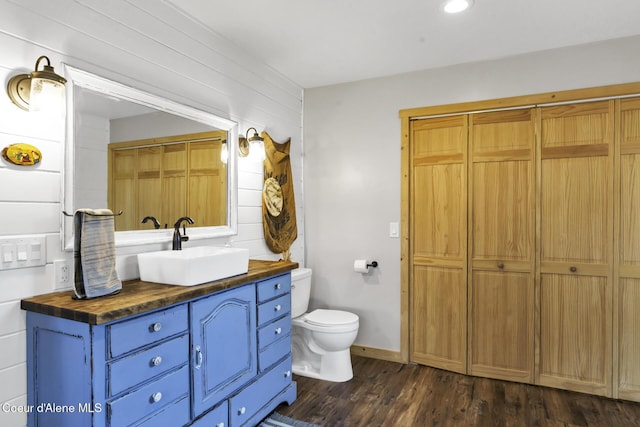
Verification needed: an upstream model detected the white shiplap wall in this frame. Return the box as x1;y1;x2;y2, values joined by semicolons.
0;1;303;425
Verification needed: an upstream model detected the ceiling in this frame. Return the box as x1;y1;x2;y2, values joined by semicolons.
166;0;640;88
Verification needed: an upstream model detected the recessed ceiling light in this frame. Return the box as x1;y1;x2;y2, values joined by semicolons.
442;0;474;14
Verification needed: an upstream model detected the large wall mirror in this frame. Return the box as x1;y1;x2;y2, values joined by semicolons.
61;65;239;250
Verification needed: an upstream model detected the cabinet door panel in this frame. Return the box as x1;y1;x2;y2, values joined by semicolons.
191;284;257;417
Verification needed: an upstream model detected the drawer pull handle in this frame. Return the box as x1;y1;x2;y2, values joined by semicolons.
150;356;162;367
151;392;162;403
274;283;281;290
195;345;203;370
150;322;162;332
497;263;504;269
570;266;577;273
284;370;291;378
238;406;246;415
275;327;282;335
274;304;282;312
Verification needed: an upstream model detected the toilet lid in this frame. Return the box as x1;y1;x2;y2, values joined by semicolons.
305;309;359;326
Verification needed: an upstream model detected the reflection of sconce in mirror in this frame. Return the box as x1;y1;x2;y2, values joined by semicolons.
220;139;228;164
6;55;67;114
238;127;265;161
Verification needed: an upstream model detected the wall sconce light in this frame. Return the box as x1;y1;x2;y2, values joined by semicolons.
6;55;67;113
238;127;265;161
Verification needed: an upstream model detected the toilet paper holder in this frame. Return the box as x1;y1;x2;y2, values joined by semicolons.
367;261;378;268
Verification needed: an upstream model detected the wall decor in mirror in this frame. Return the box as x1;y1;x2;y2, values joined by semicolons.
62;65;238;251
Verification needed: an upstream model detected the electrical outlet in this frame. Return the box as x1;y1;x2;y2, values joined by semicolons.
54;259;72;290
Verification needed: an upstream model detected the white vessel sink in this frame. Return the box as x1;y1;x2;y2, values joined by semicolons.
137;246;250;286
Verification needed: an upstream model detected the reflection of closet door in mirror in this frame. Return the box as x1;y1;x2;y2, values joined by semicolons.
538;101;613;397
410;115;467;374
162;143;187;225
110;149;137;231
137;147;162;229
188;140;226;227
468;109;535;383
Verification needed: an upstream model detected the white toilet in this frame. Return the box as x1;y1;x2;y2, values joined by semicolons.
290;267;359;382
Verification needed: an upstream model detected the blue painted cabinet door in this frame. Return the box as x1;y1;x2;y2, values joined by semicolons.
191;283;257;418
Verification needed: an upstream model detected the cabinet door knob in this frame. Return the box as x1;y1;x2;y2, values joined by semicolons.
151;392;162;403
195;345;203;370
150;322;162;332
274;304;282;312
150;356;162;367
497;263;505;269
284;370;291;378
238;406;246;415
570;266;577;273
274;283;281;290
275;327;282;335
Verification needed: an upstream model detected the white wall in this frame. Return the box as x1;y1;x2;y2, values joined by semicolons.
303;35;640;354
0;1;303;425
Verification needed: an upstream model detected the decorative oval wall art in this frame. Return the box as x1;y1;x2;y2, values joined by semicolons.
1;143;42;166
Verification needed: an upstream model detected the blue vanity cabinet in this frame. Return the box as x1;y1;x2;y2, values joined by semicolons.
26;304;191;427
190;284;257;418
23;265;297;427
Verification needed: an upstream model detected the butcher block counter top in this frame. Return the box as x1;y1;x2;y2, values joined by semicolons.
21;259;298;325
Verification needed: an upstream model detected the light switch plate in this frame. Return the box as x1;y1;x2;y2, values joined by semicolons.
389;222;400;238
0;235;47;270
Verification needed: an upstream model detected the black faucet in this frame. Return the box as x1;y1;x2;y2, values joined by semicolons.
141;216;161;229
172;216;195;250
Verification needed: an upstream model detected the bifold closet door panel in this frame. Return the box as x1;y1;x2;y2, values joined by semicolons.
616;97;640;401
409;116;467;374
538;101;613;397
468;110;535;383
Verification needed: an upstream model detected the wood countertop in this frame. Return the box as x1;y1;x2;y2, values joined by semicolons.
21;259;298;325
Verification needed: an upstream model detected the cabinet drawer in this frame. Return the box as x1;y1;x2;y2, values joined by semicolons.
259;334;290;372
230;355;292;426
135;395;190;427
257;293;291;327
108;333;188;397
191;401;228;427
256;274;291;303
258;315;291;350
108;305;188;358
107;365;189;427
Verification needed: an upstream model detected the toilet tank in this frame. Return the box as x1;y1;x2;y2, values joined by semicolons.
290;267;312;318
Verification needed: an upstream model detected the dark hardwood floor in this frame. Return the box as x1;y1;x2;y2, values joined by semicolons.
276;355;640;427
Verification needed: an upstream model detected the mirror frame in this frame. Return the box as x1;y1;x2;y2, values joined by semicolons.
61;65;239;251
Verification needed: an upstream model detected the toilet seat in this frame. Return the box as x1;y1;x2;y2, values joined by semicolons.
305;309;359;327
294;309;359;334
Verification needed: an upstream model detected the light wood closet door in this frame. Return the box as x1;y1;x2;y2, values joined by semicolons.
468;110;535;383
538;101;614;397
616;97;640;401
410;116;467;373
